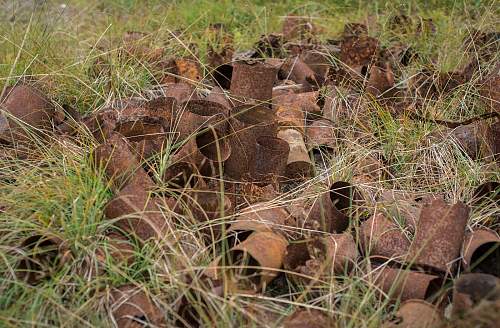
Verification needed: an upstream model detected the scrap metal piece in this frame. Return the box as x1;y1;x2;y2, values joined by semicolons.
307;181;361;233
384;300;443;328
176;99;228;140
252;135;290;185
104;180;169;242
407;197;469;273
276;105;306;133
373;266;442;302
0;85;54;143
16;235;71;285
227;203;293;239
225;104;277;180
94;133;155;191
305;119;336;150
462;229;499;276
284;234;357;284
277;128;312;179
206;231;288;290
452;273;500;317
230;61;278;104
360;213;410;260
282;15;315;41
282;309;331;328
109;285;166;328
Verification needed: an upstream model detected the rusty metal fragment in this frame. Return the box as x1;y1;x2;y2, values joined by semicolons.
0;85;54;143
300;50;331;82
212;63;233;90
376;190;438;233
306;191;347;233
307;181;360;233
109;285;166;328
284;234;357;284
207;25;234;90
449;122;484;159
279;56;320;89
340;35;379;67
16;235;72;285
195;128;231;163
373;266;442;302
142;96;176;126
277;128;312;179
230;61;278;104
479;66;499;113
163;82;196;103
252;136;290;185
273;91;320;115
330;182;364;210
229;231;287;288
104;180;169;242
95;232;135;275
93;133;155;190
384;300;443;328
129;138;164;160
224;181;280;208
206;231;287;290
282;309;331;328
115;117;164;144
227;203;292;239
282;15;315;41
452;273;500;317
360;213;410;260
407;197;469;273
82;109;117;142
176;99;228;140
174;58;202;83
276;105;305;133
205;86;232;115
162;161;200;190
172;128;231;177
366;63;395;97
462;229;499;276
482;120;500;162
305;119;336;150
254;33;284;58
187;190;232;224
225;104;277;180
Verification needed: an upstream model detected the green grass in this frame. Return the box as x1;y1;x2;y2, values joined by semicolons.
1;0;499;327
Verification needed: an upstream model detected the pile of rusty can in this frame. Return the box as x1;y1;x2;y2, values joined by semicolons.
3;13;498;328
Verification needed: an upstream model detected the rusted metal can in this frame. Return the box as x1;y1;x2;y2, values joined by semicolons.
407;197;469;273
225;104;278;180
230;60;277;104
252;135;290;185
276;128;312;179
